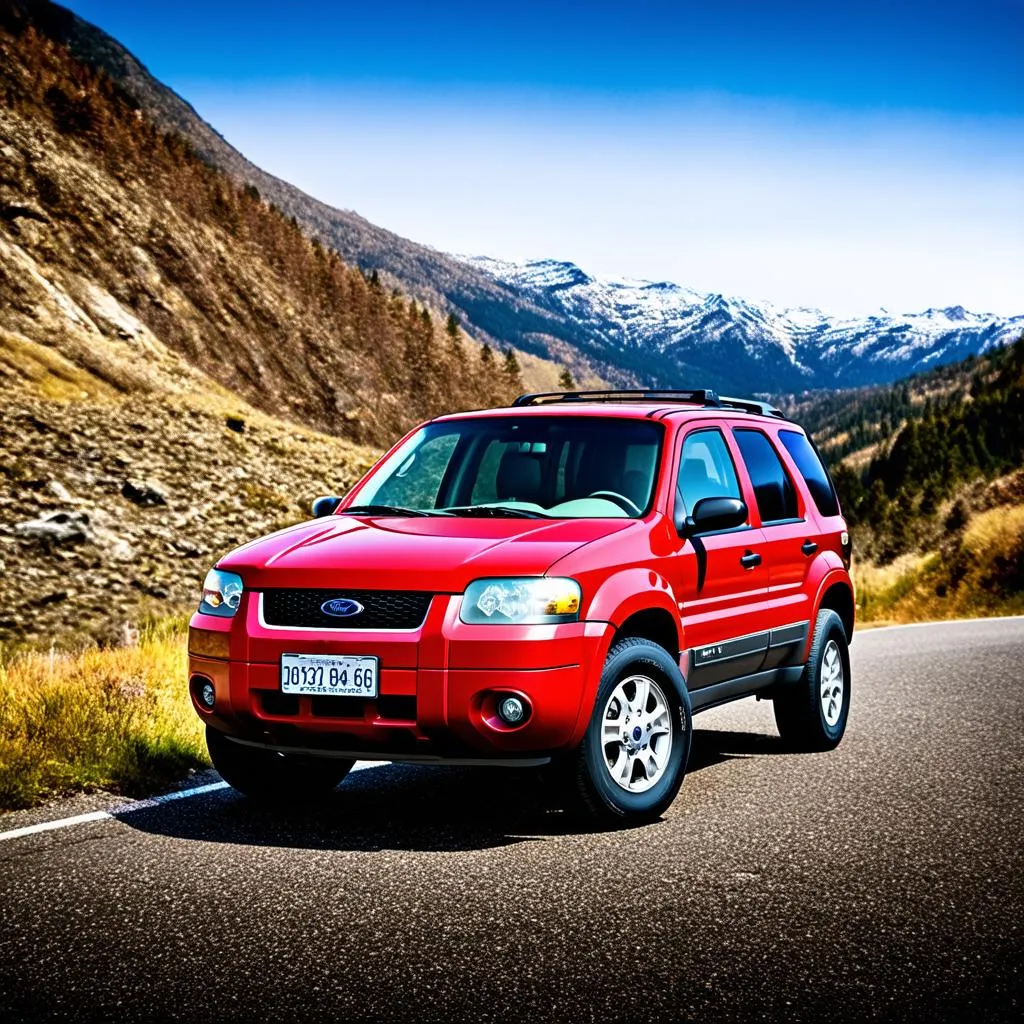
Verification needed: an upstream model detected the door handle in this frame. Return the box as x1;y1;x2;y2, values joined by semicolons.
801;540;818;556
740;550;761;569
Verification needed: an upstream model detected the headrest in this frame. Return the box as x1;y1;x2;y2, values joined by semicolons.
496;447;543;501
680;458;711;488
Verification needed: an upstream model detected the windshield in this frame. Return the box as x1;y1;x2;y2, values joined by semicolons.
351;416;664;519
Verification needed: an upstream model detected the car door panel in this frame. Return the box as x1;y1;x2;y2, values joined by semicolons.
730;426;814;661
665;422;770;689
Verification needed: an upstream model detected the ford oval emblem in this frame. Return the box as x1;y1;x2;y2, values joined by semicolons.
321;598;364;618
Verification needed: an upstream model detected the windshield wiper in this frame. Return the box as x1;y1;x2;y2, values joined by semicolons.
340;504;449;518
443;505;548;519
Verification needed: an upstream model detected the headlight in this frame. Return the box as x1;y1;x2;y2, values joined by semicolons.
199;569;244;617
460;577;581;625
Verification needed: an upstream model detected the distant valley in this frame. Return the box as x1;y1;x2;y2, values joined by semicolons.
29;0;1022;395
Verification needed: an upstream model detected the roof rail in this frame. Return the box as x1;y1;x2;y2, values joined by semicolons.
717;395;787;419
512;388;721;408
511;388;787;419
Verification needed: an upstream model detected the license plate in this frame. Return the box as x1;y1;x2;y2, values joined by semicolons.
280;653;379;697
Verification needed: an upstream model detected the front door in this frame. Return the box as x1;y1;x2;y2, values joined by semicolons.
666;424;770;690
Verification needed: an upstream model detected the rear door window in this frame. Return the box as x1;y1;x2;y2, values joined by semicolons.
778;430;841;517
733;429;799;524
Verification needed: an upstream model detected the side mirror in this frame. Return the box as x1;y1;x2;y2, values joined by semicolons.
678;496;747;538
311;495;343;518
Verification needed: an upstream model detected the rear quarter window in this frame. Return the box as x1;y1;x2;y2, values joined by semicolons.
778;430;841;518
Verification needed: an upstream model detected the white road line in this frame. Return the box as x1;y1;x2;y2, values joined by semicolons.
0;810;113;842
857;614;1024;635
0;761;389;844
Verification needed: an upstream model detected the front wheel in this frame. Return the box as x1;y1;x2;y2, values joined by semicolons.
206;727;354;803
773;608;851;751
560;638;692;825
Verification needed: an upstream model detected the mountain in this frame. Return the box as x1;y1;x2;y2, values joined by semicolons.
5;0;610;385
16;1;1019;394
0;3;571;451
463;256;1024;392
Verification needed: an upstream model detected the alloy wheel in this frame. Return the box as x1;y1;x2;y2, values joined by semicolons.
601;674;674;793
820;639;844;727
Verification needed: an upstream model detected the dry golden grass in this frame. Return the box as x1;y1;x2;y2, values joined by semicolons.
855;502;1024;625
962;504;1024;558
0;622;205;811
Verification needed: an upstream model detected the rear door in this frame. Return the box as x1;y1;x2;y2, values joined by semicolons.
730;426;814;666
667;423;770;689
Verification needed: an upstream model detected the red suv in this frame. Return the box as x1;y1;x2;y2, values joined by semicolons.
188;389;854;823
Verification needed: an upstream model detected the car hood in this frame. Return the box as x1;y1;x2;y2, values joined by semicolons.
219;514;637;592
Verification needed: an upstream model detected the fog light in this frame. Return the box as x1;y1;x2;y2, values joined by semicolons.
191;675;216;711
498;696;525;725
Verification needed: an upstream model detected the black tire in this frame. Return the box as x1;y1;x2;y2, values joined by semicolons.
206;727;354;803
773;608;850;751
560;638;692;825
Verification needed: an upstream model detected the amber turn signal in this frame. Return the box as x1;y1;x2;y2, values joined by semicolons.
188;627;231;660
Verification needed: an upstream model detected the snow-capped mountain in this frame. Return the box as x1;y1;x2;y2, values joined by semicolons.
462;256;1024;392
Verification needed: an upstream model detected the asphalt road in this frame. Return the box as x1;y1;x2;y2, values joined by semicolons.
1;618;1021;1022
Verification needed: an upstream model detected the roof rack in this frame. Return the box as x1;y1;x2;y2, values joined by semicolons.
718;395;787;420
511;388;786;419
512;388;721;407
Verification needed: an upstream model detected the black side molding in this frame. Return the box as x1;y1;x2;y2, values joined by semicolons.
690;665;804;714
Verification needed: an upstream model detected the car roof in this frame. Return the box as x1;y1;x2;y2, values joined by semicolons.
434;402;795;428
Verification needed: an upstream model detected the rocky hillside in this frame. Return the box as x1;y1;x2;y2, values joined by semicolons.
0;8;563;652
0;369;378;651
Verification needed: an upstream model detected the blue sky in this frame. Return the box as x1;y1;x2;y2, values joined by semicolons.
70;1;1024;315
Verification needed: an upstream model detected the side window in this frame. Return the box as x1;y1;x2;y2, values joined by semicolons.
676;429;743;514
778;430;840;518
733;429;799;524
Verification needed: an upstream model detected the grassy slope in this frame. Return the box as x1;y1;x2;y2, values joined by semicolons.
786;338;1024;623
854;492;1024;624
0;620;204;809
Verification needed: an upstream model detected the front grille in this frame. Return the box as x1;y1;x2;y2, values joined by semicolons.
262;589;433;630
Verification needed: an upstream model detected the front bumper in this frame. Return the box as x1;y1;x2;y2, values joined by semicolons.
188;591;613;761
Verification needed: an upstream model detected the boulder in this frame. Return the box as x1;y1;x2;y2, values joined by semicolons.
121;479;167;507
14;510;91;544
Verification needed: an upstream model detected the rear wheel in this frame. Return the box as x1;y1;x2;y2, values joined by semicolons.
773;608;850;751
206;727;354;802
560;638;692;825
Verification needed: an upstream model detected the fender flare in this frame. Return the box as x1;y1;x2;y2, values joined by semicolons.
570;569;687;745
807;559;855;654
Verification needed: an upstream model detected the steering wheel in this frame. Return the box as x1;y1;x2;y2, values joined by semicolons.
587;490;643;515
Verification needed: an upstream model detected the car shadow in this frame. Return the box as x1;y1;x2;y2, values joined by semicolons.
118;729;790;853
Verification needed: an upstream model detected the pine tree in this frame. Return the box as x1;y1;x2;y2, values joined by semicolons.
558;368;575;390
445;312;465;372
503;348;523;394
